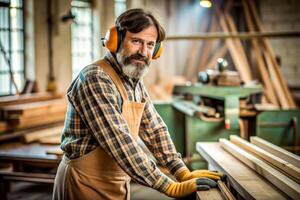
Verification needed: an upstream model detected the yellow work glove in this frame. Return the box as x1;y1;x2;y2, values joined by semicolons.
176;169;223;182
164;178;217;198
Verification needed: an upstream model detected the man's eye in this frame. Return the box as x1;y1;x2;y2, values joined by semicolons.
148;43;155;49
132;40;141;44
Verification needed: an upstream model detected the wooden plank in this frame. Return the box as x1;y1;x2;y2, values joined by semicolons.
196;188;224;200
3;99;67;118
247;0;296;108
39;135;61;145
8;111;66;129
215;8;252;84
196;142;288;200
250;136;300;168
241;0;279;106
0;92;63;107
217;180;236;200
23;125;63;143
198;15;218;71
230;135;300;183
224;12;252;80
204;45;227;69
220;138;300;199
0;121;7;132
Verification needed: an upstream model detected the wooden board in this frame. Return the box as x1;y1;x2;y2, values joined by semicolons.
39;135;61;145
250;136;300;168
23;125;64;143
8;111;66;129
217;180;236;200
220;139;300;199
0;92;63;107
0;121;7;132
230;135;300;183
241;0;279;106
247;0;296;108
197;188;224;200
196;142;288;200
3;99;67;118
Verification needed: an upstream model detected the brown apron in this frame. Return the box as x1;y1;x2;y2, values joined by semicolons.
52;59;146;200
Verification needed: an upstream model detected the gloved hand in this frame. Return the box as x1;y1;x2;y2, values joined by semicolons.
164;178;217;198
176;169;223;182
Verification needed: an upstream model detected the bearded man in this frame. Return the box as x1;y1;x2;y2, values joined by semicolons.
52;8;222;200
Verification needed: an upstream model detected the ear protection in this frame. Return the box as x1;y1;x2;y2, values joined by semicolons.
101;26;163;59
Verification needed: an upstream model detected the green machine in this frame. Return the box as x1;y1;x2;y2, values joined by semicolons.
155;83;300;169
155;83;264;169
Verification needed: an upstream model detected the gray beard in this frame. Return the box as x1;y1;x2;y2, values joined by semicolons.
116;53;149;79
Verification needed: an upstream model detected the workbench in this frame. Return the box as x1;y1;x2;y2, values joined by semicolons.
196;142;290;199
0;142;61;200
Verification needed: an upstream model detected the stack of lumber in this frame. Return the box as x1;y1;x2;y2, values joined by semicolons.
0;92;66;134
2;99;66;129
220;135;300;199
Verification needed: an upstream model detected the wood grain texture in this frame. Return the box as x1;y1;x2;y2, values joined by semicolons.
250;136;300;168
196;188;224;200
196;142;288;200
220;139;300;199
231;135;300;183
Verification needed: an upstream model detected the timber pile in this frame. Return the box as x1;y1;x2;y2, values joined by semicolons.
0;93;66;138
173;0;296;109
220;135;300;199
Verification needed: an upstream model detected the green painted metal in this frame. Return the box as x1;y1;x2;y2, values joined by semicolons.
173;84;263;100
173;84;263;132
256;110;300;147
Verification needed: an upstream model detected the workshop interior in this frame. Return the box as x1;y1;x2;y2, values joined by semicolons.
0;0;300;199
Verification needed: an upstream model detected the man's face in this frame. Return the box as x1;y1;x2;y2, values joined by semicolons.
116;25;158;79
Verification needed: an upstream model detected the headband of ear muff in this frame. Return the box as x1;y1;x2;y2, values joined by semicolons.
101;26;163;59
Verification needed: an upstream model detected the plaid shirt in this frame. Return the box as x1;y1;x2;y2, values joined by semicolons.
61;52;186;192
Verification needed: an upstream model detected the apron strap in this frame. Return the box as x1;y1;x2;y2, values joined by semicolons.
96;59;129;101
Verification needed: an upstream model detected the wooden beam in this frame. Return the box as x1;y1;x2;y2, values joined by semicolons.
196;142;288;200
204;45;227;69
247;0;296;108
250;136;300;168
241;0;279;105
0;92;63;107
215;7;252;84
197;15;218;71
23;125;64;143
241;0;279;106
196;188;224;200
217;180;236;200
165;31;300;40
220;138;300;199
230;135;300;183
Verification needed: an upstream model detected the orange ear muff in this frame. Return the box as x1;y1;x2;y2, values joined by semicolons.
152;42;163;59
101;26;121;53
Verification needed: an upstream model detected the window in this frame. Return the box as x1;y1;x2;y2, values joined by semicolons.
0;0;24;96
71;0;93;80
114;0;126;18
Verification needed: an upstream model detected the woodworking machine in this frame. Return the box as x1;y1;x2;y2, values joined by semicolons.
154;83;300;170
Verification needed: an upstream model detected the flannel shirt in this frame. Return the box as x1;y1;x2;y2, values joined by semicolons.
61;52;186;192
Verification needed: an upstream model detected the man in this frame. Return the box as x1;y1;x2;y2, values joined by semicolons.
53;8;222;200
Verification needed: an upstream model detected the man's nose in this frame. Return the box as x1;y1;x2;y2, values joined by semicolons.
139;43;148;57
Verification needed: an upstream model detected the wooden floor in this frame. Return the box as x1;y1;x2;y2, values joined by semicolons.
6;182;177;200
